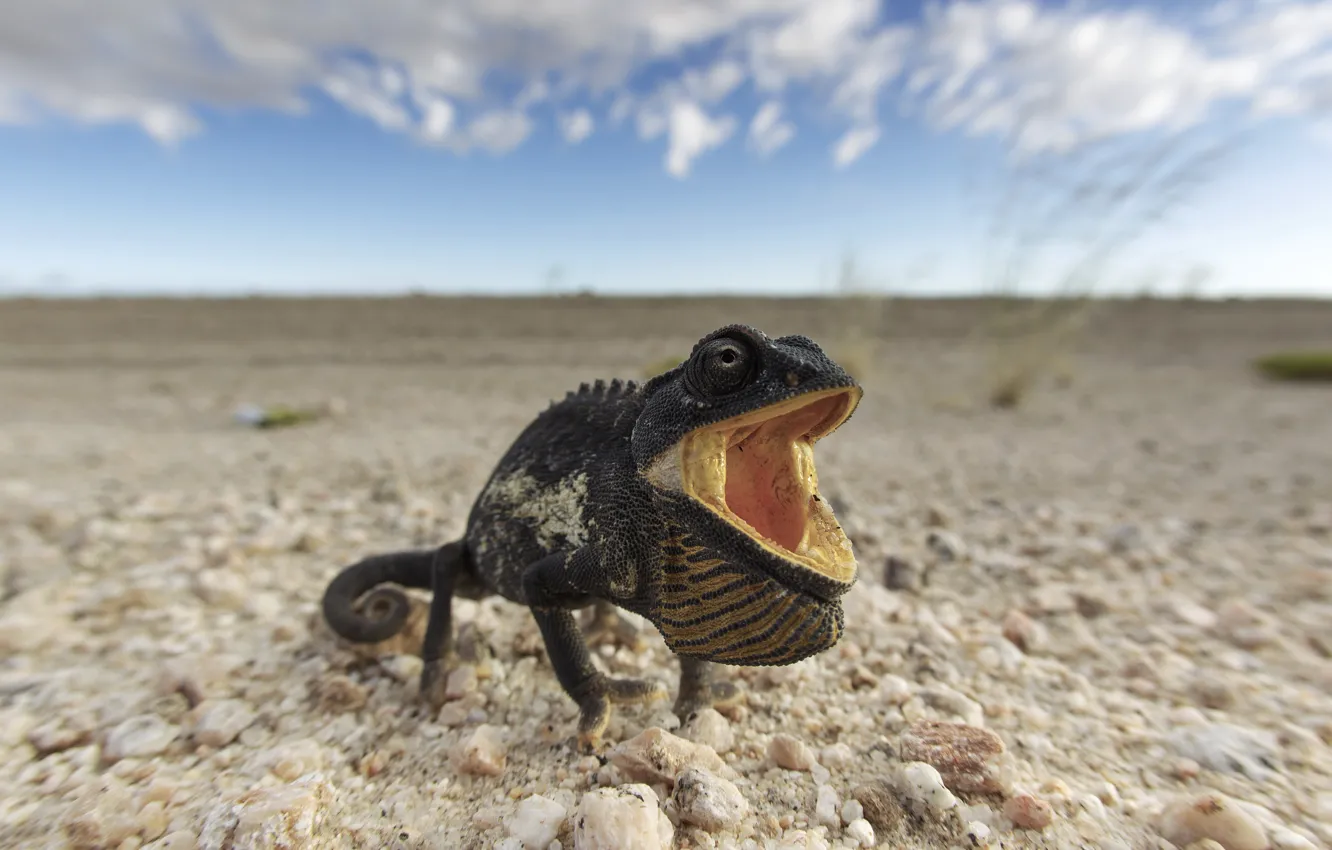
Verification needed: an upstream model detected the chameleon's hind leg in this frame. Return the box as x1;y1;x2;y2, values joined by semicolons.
674;656;744;721
523;552;668;752
416;540;470;710
582;599;647;652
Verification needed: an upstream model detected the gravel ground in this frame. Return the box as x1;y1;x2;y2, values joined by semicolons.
1;296;1330;850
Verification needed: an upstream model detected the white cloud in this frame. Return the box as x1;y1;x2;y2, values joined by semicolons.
559;109;595;144
748;100;795;154
139;104;203;146
457;109;533;154
0;0;1329;171
416;95;456;142
832;124;880;166
665;101;736;177
323;63;414;132
682;60;748;103
903;0;1272;155
748;0;882;89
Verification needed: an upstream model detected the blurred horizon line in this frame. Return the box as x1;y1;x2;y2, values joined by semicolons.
4;291;1330;304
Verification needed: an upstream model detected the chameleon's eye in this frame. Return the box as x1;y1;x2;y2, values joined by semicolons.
689;337;756;397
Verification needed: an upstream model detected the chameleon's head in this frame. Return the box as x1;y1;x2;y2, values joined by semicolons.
634;325;863;608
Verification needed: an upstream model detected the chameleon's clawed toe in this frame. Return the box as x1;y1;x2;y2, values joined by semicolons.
571;675;666;752
708;680;743;709
674;679;744;721
603;676;669;705
576;695;613;753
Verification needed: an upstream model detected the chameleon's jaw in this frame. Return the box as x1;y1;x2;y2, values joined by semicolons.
665;386;861;584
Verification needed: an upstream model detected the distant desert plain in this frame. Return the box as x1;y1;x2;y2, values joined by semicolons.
1;295;1329;849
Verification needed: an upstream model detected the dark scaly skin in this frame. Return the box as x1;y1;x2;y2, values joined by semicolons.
321;324;862;751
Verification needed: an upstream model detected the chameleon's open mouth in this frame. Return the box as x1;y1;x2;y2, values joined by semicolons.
676;386;861;583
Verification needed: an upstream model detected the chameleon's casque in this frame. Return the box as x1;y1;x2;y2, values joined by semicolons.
320;324;863;750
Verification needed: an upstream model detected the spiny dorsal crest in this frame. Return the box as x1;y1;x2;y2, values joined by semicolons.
561;377;640;403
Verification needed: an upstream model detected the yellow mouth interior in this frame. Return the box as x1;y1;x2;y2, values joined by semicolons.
679;387;861;583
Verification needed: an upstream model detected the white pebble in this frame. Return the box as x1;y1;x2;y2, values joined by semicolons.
819;743;854;768
1075;794;1108;823
878;675;913;705
844;818;875;848
192;569;248;610
1156;792;1268;850
682;708;734;754
454;724;507;776
957;803;994;826
814;785;840;829
920;685;986;727
190;699;256;748
143;831;197;850
379;654;423;683
768;734;817;771
103;714;178;762
965;821;994;847
1168;595;1218;629
1167;723;1281;781
198;778;332;850
1270;826;1318;850
840;799;863;826
898;762;957;814
507;794;567;850
574;784;673;850
445;665;478;699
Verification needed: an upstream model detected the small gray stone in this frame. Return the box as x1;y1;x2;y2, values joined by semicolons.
1105;523;1142;553
190;699;257;748
926;530;966;562
191;569;249;610
768;733;817;771
1166;723;1282;781
883;555;925;592
681;708;734;754
198;778;333;850
103;714;178;762
669;767;748;831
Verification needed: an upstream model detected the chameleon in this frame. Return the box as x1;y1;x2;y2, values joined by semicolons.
320;323;863;751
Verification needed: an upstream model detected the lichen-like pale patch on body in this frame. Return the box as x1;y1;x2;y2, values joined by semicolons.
478;468;590;552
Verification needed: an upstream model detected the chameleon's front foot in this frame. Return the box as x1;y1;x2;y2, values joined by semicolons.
674;680;744;721
582;600;647;653
575;674;669;752
673;656;744;722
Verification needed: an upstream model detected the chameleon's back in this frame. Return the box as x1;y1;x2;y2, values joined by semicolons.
462;378;648;603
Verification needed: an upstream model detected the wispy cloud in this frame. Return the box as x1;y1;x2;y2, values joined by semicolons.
832;125;881;167
748;101;796;155
559;109;595;144
0;0;1329;173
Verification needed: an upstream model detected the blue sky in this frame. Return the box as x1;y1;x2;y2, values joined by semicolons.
1;0;1330;298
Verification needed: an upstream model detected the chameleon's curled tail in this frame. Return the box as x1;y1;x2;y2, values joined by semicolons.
321;548;437;644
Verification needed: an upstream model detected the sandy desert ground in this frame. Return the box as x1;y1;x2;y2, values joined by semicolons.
1;295;1330;850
